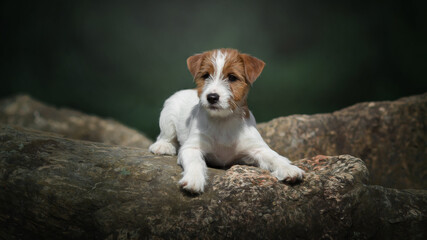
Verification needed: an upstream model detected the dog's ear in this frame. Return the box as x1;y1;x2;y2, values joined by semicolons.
240;54;265;85
187;53;204;78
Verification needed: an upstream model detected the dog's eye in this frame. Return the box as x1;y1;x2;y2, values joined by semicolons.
202;73;210;79
228;74;238;82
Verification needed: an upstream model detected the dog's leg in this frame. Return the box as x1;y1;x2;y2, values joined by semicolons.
249;147;304;182
149;104;178;155
177;146;207;193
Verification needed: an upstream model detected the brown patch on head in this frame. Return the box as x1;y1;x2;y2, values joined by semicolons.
187;51;215;97
222;50;248;99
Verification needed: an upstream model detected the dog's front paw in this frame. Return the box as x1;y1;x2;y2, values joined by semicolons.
179;171;206;193
149;141;176;155
272;164;305;183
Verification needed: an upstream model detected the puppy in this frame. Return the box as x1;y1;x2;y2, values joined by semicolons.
149;48;304;193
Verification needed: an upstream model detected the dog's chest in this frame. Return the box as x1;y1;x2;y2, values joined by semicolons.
205;142;240;167
203;125;243;167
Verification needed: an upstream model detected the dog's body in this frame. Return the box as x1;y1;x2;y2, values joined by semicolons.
149;49;304;193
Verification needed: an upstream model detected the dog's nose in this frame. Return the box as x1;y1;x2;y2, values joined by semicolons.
207;93;219;104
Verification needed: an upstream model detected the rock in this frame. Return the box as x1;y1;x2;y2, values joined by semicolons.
0;125;425;239
0;95;152;148
2;93;425;189
257;93;427;189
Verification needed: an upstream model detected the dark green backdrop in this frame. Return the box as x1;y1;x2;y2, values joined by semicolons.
1;0;426;139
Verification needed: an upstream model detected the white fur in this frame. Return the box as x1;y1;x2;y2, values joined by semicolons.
149;50;304;193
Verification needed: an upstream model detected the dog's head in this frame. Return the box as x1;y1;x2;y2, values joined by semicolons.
187;49;265;118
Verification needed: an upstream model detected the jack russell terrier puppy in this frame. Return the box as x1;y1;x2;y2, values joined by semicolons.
149;48;304;193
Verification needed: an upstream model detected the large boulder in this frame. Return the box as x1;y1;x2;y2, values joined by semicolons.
0;95;152;148
1;93;425;190
0;125;425;239
257;93;427;189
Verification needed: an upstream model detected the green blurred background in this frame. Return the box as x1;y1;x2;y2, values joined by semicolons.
1;0;426;139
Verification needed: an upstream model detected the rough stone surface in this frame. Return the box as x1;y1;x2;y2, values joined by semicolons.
0;95;152;148
2;93;425;189
257;93;427;189
0;126;425;239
